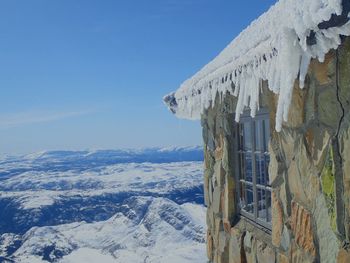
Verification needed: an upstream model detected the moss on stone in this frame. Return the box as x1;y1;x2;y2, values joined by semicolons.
321;147;337;231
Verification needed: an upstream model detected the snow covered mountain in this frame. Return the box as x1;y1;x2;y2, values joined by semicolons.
0;148;206;263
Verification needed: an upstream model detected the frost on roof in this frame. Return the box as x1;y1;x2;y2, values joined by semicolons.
164;0;350;131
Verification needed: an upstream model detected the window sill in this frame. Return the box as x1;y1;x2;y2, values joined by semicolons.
230;215;273;246
239;214;271;234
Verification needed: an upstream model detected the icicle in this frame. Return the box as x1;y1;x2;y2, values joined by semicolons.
168;0;347;131
299;52;311;89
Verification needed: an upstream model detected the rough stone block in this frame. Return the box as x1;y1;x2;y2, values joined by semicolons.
290;201;316;257
338;38;350;112
279;129;299;167
304;126;330;171
256;239;275;263
213;216;223;247
212;186;222;214
224;177;235;222
314;194;339;262
287;160;308;204
340;122;350;239
318;88;342;128
215;133;224;160
209;177;214;205
204;173;210;207
290;241;314;263
218;231;228;253
223;219;231;233
277;253;289;263
320;147;337;231
214;161;225;188
207;206;214;228
337;249;350;263
207;230;214;260
309;51;334;86
228;234;241;263
244;231;253;250
288;137;320;205
284;81;306;129
280;226;290;251
272;191;283;248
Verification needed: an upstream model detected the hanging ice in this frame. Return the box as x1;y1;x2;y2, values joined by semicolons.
163;0;350;131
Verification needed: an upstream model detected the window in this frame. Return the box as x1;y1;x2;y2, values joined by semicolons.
237;110;271;230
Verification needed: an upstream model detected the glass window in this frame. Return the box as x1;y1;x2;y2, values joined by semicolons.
237;110;271;229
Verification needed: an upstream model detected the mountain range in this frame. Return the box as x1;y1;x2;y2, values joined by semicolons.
0;147;206;263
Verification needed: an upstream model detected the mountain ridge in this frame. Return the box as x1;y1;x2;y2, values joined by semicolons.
0;147;206;262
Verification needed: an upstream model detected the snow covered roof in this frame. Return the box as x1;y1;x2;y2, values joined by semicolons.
164;0;350;131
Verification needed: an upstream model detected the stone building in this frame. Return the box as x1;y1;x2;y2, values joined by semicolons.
164;0;350;262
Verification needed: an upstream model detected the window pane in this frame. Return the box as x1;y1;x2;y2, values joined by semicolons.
238;125;244;151
239;152;252;182
237;110;271;229
266;190;272;222
240;183;254;215
265;154;271;185
239;182;245;208
255;119;263;152
263;119;270;152
255;154;266;185
242;122;252;151
244;153;253;182
257;188;266;221
239;152;244;180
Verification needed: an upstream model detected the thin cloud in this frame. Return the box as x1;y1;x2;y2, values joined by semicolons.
0;109;95;130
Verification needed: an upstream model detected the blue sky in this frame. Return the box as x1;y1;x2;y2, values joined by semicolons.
0;0;276;154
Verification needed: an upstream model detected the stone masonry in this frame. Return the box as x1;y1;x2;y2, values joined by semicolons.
201;37;350;263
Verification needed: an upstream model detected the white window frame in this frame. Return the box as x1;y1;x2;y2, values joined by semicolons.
235;109;272;231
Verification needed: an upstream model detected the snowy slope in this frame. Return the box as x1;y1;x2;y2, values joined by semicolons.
8;197;206;263
0;146;203;179
0;161;203;210
0;148;206;263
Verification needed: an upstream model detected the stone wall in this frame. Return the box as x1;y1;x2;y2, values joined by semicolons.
201;37;350;263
